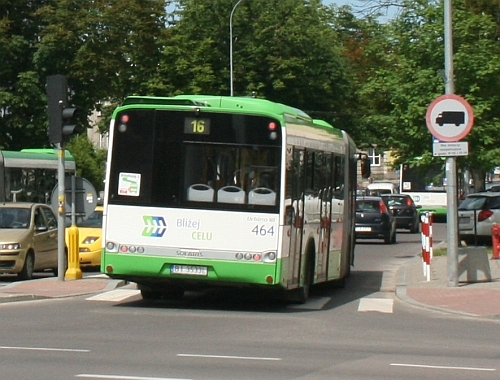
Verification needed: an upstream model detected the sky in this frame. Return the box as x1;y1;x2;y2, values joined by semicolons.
323;0;398;20
325;0;357;6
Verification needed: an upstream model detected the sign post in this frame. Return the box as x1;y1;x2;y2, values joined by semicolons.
426;93;474;287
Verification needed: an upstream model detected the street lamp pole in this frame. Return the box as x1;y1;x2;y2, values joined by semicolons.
230;0;245;96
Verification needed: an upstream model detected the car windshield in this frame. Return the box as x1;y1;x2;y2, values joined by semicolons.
367;189;392;196
458;196;487;210
76;210;103;228
0;208;30;229
356;200;380;213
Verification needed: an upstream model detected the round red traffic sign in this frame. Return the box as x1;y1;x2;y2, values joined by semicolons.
425;94;474;142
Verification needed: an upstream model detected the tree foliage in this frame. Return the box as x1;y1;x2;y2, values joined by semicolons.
356;0;500;189
154;0;353;129
66;134;107;193
1;0;500;191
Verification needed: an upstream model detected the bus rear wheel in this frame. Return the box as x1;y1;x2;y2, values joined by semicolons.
287;256;313;304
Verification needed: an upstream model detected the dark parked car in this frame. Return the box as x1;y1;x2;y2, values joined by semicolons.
355;196;397;244
381;194;421;233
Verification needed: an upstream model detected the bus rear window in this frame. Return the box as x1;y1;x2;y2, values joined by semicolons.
108;109;281;210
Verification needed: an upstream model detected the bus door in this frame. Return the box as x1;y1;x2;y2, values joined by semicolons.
285;148;304;287
316;186;332;282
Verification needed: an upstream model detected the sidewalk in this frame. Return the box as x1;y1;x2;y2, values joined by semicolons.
0;275;126;303
396;250;500;318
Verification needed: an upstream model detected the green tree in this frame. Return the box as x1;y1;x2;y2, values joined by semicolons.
0;1;49;150
66;134;107;193
358;0;500;189
153;0;352;128
0;0;170;149
328;5;389;145
34;0;168;128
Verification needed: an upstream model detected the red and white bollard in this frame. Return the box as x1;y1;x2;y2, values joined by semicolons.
492;223;500;260
421;212;433;281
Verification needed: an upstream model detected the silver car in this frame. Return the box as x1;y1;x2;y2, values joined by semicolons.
458;192;500;245
0;203;61;280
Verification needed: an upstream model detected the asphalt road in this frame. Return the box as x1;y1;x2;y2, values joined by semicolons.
2;223;500;380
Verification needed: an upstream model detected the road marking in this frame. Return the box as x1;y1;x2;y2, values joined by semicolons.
390;363;496;371
77;375;191;380
177;353;281;361
86;274;109;278
86;289;140;302
358;298;394;313
0;345;89;352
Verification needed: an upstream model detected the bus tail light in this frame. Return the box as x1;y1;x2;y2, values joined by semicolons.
234;251;276;262
106;241;144;254
263;251;276;262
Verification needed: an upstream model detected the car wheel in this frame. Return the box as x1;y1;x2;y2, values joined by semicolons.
18;252;34;280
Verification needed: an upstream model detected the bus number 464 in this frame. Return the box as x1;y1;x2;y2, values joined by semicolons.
252;225;275;236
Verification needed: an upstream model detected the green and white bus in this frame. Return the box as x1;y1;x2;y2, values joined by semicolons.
101;95;362;303
399;157;448;218
0;148;76;204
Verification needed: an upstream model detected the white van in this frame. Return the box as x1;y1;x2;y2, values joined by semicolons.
366;182;399;196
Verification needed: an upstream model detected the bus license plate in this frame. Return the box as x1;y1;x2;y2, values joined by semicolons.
171;265;208;276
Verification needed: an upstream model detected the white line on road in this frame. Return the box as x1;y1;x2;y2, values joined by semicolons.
86;289;140;302
177;353;282;361
77;375;191;380
358;298;394;313
390;363;496;371
0;345;89;352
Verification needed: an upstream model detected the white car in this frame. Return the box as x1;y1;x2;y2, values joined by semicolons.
458;192;500;245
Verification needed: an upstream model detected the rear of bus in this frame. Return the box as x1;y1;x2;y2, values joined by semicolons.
101;97;284;299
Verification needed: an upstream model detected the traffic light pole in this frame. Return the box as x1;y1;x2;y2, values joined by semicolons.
57;144;66;281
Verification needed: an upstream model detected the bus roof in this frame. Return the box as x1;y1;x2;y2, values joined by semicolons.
118;95;343;137
0;149;76;170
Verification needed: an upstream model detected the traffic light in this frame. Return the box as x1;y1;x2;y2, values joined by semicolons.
361;156;371;179
46;75;81;144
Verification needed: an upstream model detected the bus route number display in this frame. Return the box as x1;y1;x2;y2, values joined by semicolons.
184;117;210;135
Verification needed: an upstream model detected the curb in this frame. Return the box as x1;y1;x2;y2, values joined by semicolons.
395;256;480;318
0;278;127;304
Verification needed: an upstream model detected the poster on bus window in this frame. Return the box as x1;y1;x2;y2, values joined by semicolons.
118;172;141;196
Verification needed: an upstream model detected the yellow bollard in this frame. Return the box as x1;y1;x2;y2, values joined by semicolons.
65;224;82;280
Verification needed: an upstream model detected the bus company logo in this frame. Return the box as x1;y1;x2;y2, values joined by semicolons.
142;216;167;237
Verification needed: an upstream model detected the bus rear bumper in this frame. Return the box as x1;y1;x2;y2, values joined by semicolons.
101;253;281;290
